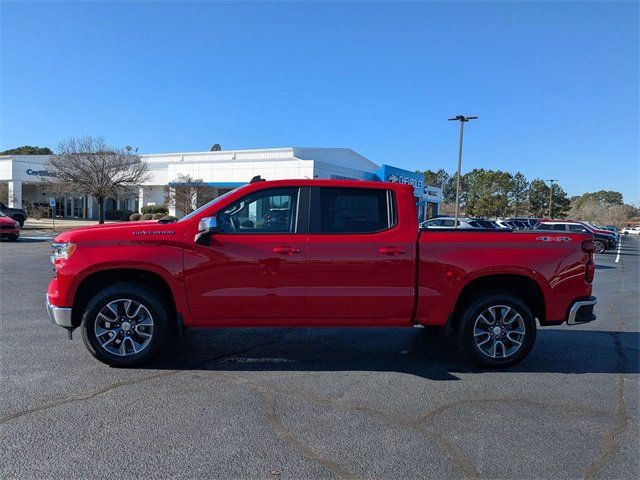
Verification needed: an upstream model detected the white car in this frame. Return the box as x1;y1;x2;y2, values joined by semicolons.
622;226;640;235
421;217;486;229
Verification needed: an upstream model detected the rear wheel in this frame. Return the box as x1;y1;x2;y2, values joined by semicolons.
81;283;169;367
7;233;19;241
12;216;25;228
458;292;536;368
593;240;606;254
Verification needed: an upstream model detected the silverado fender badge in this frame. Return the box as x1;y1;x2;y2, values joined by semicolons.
132;230;175;236
536;236;571;242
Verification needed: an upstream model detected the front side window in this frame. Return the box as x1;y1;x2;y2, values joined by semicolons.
217;187;299;234
312;187;394;233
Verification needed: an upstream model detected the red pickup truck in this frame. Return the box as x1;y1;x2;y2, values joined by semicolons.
47;179;597;368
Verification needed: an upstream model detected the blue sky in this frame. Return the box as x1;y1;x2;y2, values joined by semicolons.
2;1;638;203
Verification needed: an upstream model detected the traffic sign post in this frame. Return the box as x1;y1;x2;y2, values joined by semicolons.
49;198;56;231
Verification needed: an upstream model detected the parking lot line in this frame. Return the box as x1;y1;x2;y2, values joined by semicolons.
615;238;622;263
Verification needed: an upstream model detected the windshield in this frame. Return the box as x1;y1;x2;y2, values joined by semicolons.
178;187;243;223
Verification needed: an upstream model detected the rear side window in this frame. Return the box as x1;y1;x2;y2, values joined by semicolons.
568;224;588;232
539;223;565;231
311;187;395;233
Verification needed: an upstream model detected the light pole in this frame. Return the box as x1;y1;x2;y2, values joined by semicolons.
448;115;477;227
546;179;557;218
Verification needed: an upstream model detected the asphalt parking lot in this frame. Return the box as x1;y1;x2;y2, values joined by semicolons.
1;235;638;479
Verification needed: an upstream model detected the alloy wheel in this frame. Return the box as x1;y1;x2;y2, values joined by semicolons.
94;298;154;357
473;305;526;359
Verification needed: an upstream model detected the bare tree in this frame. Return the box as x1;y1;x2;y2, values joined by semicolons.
569;198;631;226
45;136;149;223
164;174;216;217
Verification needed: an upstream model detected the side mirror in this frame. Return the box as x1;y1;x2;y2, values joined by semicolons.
195;216;218;245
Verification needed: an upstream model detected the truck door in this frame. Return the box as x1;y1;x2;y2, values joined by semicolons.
183;187;307;326
305;186;416;326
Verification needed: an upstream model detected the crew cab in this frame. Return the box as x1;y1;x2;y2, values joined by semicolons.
47;179;597;368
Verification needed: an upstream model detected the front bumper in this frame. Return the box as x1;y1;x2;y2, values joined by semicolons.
566;297;597;325
46;295;73;328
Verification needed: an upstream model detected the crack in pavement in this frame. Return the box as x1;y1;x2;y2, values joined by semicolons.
0;370;176;424
0;332;292;425
211;371;615;479
261;389;358;480
0;325;627;480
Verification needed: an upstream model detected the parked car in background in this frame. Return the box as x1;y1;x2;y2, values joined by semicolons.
600;225;619;234
580;221;619;240
535;220;616;253
420;217;495;229
0;201;28;227
0;211;20;241
622;226;640;235
506;218;539;229
495;219;515;229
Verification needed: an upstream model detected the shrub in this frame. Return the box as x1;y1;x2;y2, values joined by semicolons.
141;213;154;220
141;205;168;215
27;203;50;220
105;209;134;221
129;213;142;221
152;213;165;220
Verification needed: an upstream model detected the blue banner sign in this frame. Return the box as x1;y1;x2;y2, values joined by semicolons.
376;164;424;198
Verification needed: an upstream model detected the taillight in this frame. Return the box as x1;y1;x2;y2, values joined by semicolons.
582;240;595;283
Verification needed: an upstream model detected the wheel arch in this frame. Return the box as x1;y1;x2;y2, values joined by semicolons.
452;274;546;329
71;268;177;328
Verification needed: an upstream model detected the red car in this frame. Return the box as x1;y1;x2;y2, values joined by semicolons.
0;211;20;241
47;179;597;368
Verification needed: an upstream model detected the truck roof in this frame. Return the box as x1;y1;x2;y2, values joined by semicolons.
243;178;415;192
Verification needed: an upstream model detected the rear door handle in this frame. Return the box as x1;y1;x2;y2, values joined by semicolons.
378;246;406;255
272;246;301;255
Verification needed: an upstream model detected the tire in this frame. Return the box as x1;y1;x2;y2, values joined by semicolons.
7;233;19;241
593;240;606;254
12;216;24;228
457;292;537;369
81;283;170;367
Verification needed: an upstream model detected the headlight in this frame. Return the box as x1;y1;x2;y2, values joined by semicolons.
50;242;77;264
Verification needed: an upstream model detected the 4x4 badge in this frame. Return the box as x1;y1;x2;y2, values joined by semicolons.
536;236;571;242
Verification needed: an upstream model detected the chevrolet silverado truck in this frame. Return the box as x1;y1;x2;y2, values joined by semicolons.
47;179;597;368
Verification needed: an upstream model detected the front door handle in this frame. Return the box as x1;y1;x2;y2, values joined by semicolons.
379;246;407;255
272;246;301;255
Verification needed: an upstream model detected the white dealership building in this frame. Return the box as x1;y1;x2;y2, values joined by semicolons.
0;147;442;219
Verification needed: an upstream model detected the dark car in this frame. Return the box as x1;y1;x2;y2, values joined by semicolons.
0;201;27;227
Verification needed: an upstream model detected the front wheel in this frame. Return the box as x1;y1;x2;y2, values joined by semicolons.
458;292;537;368
81;283;170;367
7;233;19;241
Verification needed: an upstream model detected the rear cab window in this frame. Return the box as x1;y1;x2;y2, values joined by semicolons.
310;187;396;233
